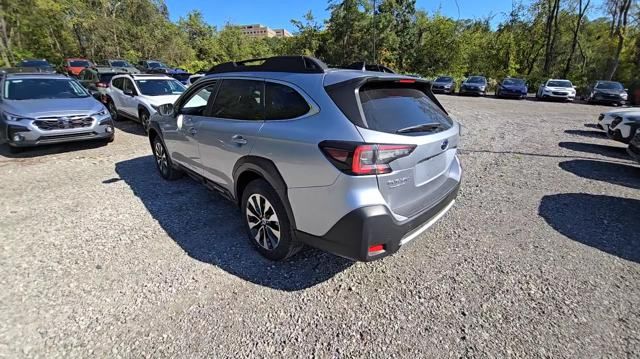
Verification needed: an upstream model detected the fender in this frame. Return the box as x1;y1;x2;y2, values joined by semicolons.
233;156;297;230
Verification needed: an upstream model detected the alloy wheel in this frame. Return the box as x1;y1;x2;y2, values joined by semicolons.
141;112;150;132
245;194;281;250
154;141;168;175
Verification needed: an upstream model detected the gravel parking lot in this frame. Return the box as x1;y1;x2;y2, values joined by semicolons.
1;96;639;358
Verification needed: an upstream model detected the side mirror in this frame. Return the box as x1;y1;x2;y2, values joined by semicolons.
123;89;134;96
157;103;174;116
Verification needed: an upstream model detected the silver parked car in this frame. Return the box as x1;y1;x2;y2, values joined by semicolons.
0;72;114;153
148;56;462;262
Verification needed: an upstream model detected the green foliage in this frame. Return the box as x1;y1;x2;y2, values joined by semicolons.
0;0;637;87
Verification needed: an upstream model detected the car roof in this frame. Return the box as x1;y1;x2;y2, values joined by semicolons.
4;73;68;80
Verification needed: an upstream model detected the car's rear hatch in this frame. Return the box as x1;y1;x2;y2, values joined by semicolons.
325;76;460;219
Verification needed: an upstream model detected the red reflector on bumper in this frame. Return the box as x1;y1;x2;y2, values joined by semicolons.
368;244;384;253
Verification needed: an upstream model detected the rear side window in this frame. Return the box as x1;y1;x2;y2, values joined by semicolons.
211;79;264;121
265;82;310;120
112;78;123;90
359;85;452;134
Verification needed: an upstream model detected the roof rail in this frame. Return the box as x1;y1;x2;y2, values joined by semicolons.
340;62;396;74
207;56;328;74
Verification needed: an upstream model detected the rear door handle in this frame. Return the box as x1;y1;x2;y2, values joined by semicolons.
231;135;248;145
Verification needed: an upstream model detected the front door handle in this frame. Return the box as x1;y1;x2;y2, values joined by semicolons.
231;135;248;145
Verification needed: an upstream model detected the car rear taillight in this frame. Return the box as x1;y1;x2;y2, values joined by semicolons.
97;82;109;88
319;141;415;175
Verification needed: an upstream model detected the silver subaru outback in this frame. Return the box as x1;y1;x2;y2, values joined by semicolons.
0;72;114;153
149;56;462;262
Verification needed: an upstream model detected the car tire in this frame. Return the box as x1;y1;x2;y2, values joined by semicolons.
241;179;302;261
152;136;182;180
139;108;151;133
107;99;120;121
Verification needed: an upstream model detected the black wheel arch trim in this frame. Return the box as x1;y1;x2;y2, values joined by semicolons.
233;156;297;231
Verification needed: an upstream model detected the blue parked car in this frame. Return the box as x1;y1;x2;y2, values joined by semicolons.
496;78;528;99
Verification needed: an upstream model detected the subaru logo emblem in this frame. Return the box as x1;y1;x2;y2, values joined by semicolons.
441;139;449;150
58;117;70;128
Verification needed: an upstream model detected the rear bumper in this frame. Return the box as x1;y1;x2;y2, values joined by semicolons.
296;181;460;262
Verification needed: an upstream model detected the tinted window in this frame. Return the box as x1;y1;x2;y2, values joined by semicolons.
547;80;572;88
466;76;486;84
69;60;91;67
99;73;117;84
359;85;453;135
435;77;453;82
503;78;525;86
180;83;217;116
211;79;264;121
111;60;131;67
19;60;49;67
595;81;624;90
135;79;185;96
265;82;310;120
122;78;135;94
4;79;89;100
112;78;123;90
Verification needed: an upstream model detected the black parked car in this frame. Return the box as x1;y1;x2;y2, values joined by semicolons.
459;76;488;96
586;80;628;106
16;59;56;73
431;76;456;94
77;66;123;97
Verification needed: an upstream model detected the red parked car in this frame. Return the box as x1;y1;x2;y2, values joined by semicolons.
62;58;94;77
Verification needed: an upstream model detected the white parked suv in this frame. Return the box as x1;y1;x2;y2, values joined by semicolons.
596;107;640;131
105;74;186;131
536;79;576;101
608;111;640;144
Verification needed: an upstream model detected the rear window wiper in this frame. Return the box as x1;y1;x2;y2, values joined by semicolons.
396;123;444;134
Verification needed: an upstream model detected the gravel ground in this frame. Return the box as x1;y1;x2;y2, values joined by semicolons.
1;96;639;358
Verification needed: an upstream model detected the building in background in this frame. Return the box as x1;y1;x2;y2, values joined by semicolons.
239;24;292;38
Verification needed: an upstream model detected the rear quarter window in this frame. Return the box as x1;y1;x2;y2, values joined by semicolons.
265;82;310;120
358;84;452;134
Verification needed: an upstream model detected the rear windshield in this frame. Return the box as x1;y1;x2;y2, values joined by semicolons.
359;85;453;135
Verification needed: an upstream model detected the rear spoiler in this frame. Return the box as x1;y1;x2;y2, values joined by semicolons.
324;76;445;129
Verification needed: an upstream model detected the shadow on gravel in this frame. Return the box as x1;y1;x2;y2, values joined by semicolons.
558;141;630;160
564;129;607;139
0;141;108;159
114;155;353;291
584;124;601;129
539;193;640;263
114;120;146;136
559;160;640;190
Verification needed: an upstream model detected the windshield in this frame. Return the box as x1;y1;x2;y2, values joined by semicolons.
111;60;131;67
69;60;91;67
466;76;486;84
4;78;89;100
135;79;185;96
547;80;572;88
435;77;453;82
19;60;50;67
503;78;525;86
148;62;168;69
595;81;624;90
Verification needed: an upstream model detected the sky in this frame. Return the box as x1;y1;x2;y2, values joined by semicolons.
164;0;524;32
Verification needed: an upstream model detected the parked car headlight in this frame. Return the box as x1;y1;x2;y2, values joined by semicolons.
621;93;628;100
1;112;32;122
92;109;109;117
480;86;486;91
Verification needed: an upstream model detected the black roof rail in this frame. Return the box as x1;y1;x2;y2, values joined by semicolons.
207;56;328;74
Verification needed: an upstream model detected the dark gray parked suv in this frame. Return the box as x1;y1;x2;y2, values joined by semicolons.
148;56;462;261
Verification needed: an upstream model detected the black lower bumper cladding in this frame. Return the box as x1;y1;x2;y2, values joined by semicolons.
296;183;460;262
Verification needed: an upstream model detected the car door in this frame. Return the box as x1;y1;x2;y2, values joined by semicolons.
110;77;126;111
163;80;219;174
120;78;138;117
196;78;265;190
